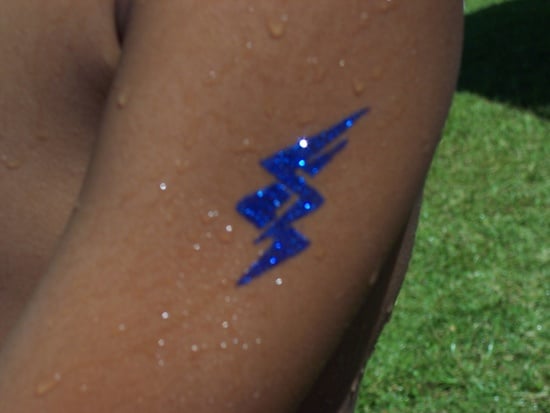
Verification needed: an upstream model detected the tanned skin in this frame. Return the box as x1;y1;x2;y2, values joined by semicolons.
0;1;463;412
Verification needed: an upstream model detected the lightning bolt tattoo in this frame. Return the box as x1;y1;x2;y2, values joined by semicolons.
236;108;369;286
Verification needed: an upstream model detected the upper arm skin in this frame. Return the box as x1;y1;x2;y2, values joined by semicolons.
0;1;463;412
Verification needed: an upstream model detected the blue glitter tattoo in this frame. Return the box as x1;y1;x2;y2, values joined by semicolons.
236;108;369;286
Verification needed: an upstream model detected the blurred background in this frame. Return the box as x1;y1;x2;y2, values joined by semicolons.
356;0;549;411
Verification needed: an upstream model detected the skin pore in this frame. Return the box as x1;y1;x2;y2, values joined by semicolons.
0;1;463;412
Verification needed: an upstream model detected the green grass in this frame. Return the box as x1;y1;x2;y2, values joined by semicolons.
355;1;549;412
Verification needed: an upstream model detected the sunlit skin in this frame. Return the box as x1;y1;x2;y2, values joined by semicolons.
0;1;463;412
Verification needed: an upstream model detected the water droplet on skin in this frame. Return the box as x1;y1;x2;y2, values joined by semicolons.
338;59;346;68
352;11;370;34
35;373;62;397
275;277;283;286
234;137;257;154
6;159;22;170
193;243;201;251
158;359;165;367
232;338;239;345
242;343;249;351
117;92;128;109
376;0;398;12
158;338;166;347
159;182;168;191
314;247;327;261
255;337;263;345
201;209;219;224
306;56;319;65
389;104;406;126
222;321;229;329
352;78;366;96
1;154;22;170
371;66;384;80
203;69;219;86
245;40;253;50
267;18;286;39
118;323;127;332
191;344;199;352
175;158;191;174
160;207;174;223
161;311;170;320
305;63;327;84
220;341;228;349
218;225;234;244
301;57;325;84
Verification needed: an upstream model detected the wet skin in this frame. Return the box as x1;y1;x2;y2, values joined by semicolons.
0;1;463;412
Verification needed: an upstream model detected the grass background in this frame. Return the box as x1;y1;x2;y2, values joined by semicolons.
355;0;549;412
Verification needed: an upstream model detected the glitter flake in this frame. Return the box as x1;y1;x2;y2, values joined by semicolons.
236;108;369;286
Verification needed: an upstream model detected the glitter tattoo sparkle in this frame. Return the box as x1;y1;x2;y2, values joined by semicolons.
236;108;369;286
